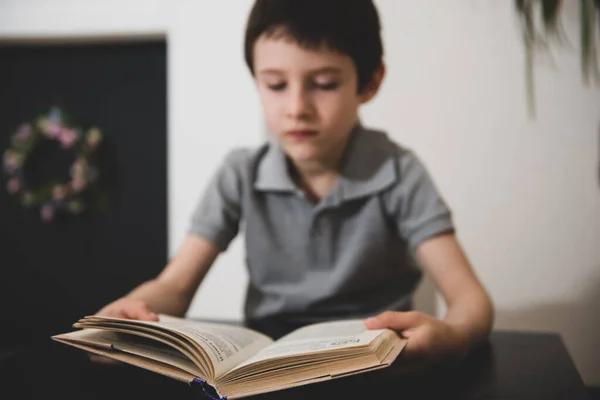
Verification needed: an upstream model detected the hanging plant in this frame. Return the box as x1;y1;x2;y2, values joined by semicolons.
515;0;600;118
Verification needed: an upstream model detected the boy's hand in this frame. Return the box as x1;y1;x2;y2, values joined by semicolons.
364;311;469;372
96;298;159;321
88;298;159;365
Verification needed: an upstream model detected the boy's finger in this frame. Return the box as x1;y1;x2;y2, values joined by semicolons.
364;311;424;331
123;304;159;321
139;303;159;321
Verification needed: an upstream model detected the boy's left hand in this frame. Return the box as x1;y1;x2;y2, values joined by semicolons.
364;311;470;372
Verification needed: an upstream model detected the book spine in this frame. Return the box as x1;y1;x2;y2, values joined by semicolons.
192;378;227;400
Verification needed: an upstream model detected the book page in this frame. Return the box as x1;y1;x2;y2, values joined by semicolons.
53;329;203;377
276;319;379;342
52;330;198;384
232;320;386;369
155;315;274;377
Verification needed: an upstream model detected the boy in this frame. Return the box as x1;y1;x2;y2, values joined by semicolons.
95;0;494;370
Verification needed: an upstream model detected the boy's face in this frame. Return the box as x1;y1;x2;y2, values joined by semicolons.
253;34;381;167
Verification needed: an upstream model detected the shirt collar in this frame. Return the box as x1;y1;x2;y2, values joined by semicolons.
254;121;397;202
336;122;397;202
253;136;297;192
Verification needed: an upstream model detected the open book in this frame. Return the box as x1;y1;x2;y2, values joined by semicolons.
52;314;406;399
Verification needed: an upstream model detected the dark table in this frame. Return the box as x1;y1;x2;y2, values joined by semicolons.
1;319;590;400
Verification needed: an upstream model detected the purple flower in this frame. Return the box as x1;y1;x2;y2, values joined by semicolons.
70;177;87;192
70;157;88;179
12;124;32;146
2;151;12;171
6;179;21;194
39;117;62;139
59;127;78;149
52;184;68;200
3;151;23;173
86;128;103;148
46;120;62;138
40;204;55;222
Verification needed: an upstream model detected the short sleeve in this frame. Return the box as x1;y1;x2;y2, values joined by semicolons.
385;150;455;248
188;149;248;251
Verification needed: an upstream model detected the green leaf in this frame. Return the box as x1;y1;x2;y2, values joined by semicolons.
582;0;591;83
541;0;562;33
516;0;537;118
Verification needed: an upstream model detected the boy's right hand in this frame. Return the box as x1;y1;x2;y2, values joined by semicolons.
88;298;159;365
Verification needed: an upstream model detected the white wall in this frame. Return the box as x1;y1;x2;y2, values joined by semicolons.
364;1;600;386
1;0;599;385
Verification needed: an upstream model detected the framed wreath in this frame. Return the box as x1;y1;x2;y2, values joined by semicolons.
3;107;106;222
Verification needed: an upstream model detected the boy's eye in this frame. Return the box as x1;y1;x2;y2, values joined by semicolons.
313;82;339;91
265;81;338;92
267;82;286;91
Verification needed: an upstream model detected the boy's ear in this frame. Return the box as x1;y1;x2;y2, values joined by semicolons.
359;62;386;104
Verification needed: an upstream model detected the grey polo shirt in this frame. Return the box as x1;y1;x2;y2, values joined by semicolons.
189;123;454;323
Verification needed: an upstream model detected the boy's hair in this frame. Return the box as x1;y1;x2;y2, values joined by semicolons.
244;0;383;93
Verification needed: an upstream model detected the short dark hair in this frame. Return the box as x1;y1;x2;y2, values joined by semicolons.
244;0;384;93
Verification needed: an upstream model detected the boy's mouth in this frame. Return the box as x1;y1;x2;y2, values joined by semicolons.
286;130;318;141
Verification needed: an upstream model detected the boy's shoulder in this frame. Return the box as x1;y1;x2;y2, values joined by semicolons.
358;124;415;161
344;124;429;185
217;141;273;169
211;142;272;185
218;145;263;169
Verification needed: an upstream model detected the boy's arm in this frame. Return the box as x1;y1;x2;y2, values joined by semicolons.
97;149;249;320
97;234;220;318
365;233;494;367
415;233;494;348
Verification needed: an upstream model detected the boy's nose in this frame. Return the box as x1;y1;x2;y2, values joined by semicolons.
286;88;313;120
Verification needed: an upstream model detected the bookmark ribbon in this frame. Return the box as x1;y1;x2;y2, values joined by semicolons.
192;378;227;400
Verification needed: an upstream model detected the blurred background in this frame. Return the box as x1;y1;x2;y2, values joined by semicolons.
0;0;598;398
